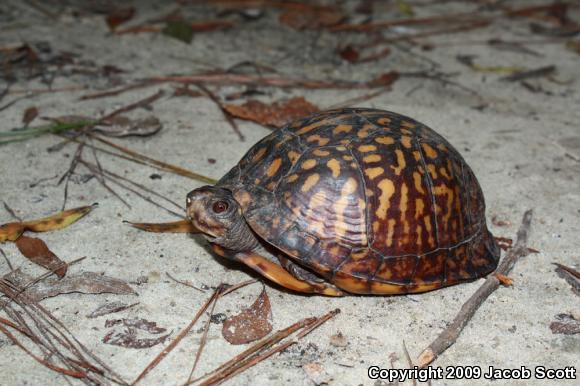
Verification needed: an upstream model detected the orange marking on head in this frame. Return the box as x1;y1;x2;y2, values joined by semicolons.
301;173;320;192
421;143;438;159
313;149;330;157
358;144;377;153
302;159;317;170
307;134;330;146
363;154;381;163
365;167;384;180
376;178;395;220
400;135;412;149
374;136;395;145
333;124;352;135
266;158;282;177
390;149;406;176
326;159;341;178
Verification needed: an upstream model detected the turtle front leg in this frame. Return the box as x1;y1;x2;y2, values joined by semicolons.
236;251;344;296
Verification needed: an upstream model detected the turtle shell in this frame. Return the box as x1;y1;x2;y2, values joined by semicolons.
218;108;499;294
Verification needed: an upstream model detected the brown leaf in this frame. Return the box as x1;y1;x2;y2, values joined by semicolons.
94;116;162;137
22;106;39;127
106;7;136;31
87;301;139;318
224;97;319;129
279;6;344;30
222;288;272;345
549;314;580;335
329;331;348;347
103;318;170;349
15;236;67;278
5;270;136;301
303;362;333;385
0;222;24;242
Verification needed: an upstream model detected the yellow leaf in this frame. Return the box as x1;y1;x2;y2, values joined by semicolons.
0;222;25;242
125;219;199;233
23;204;97;232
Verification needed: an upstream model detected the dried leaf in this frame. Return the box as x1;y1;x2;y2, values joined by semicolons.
491;215;511;227
279;6;344;30
224;97;319;129
162;20;194;44
106;7;136;31
22;107;39;127
222;288;272;345
549;314;580;335
103;318;170;349
87;301;139;318
0;222;24;242
21;204;96;233
554;263;580;296
94;116;162;137
5;270;136;302
125;219;198;233
15;236;68;278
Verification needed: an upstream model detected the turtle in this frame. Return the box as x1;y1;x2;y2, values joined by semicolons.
186;108;500;296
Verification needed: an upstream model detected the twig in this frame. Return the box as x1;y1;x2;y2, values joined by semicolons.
3;201;22;222
101;90;165;121
0;247;14;271
131;286;223;385
186;295;218;383
79;82;154;100
416;210;533;368
87;134;217;184
57;143;84;210
195;84;244;141
500;65;556;82
165;272;205;293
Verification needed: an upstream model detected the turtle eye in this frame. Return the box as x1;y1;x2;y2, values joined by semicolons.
212;200;229;214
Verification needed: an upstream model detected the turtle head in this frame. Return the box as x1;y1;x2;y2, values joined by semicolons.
186;186;259;252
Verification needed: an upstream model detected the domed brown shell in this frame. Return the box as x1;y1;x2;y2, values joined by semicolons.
218;108;499;294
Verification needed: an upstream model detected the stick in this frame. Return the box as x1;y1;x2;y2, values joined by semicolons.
416;210;533;368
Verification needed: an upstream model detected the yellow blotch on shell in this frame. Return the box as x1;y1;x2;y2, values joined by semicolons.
376;178;395;220
358;144;377;153
266;158;282;177
365;167;384;180
415;198;425;220
313;149;330;157
333;124;352;135
307;134;330;146
286;174;299;182
253;147;267;162
390;149;406;176
301;173;320;192
375;136;395;145
302;159;317;170
400;135;412;149
386;219;396;247
326;159;341;178
427;164;438;178
357;124;374;138
377;117;391;126
287;151;300;164
413;171;425;194
363;154;381;163
334;177;358;238
421;143;438;159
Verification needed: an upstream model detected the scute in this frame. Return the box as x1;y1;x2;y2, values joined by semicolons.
218;108;500;293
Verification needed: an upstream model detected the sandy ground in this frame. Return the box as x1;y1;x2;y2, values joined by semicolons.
1;1;579;385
